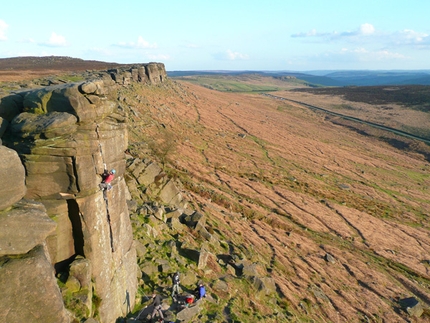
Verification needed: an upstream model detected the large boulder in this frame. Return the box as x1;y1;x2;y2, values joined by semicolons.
0;145;26;211
0;244;70;323
0;200;56;256
0;93;24;121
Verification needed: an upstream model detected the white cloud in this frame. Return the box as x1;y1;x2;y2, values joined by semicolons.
360;23;375;35
0;19;8;41
392;29;430;49
291;29;329;38
213;49;249;61
292;23;376;40
227;50;248;60
116;36;157;49
40;32;67;47
337;47;406;61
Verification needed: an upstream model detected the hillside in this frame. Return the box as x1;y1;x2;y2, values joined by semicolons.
119;79;430;322
1;58;430;322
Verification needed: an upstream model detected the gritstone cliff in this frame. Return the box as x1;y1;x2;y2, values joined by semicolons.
0;63;167;323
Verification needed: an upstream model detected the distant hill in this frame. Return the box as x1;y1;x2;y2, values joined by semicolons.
0;56;121;71
325;70;430;86
169;69;430;87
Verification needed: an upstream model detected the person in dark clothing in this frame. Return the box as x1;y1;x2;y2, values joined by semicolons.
99;169;116;191
171;271;181;300
150;292;164;322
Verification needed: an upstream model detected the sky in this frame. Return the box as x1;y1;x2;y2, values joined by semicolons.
1;0;430;71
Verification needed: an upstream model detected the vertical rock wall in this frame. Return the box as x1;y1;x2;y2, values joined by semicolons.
0;63;166;322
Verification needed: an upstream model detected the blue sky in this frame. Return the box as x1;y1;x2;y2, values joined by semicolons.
1;0;429;71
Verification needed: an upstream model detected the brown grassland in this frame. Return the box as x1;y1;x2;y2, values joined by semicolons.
1;59;430;322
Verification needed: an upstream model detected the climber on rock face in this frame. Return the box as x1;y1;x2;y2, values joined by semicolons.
99;168;116;191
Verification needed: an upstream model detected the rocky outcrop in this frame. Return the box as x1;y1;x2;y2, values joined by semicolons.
108;62;167;86
0;63;166;322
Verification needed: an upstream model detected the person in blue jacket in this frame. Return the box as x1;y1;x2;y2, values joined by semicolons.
196;283;206;300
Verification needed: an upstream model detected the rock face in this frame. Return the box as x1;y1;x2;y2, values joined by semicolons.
0;63;166;323
108;62;167;86
0;146;26;210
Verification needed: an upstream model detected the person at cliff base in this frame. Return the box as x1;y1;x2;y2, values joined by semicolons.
171;271;181;300
150;292;164;322
195;283;206;300
99;169;116;191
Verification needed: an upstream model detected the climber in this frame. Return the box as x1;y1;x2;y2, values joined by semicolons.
171;271;181;300
99;168;116;191
150;292;164;322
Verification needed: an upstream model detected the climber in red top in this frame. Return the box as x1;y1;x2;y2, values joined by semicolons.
99;169;116;191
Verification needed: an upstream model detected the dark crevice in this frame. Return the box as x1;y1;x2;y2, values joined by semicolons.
67;199;85;257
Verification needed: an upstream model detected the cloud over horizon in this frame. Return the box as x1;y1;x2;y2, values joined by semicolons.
291;23;377;41
214;49;249;61
39;32;67;47
0;19;8;41
115;36;157;49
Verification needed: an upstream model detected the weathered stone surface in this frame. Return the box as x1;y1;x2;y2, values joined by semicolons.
66;275;81;292
0;116;8;137
0;93;23;121
241;261;267;278
198;249;210;270
252;276;277;296
0;244;70;323
176;299;202;322
43;199;75;265
324;253;336;264
146;62;167;84
0;200;56;256
159;179;183;206
212;279;229;293
137;162;162;186
10;111;78;138
182;211;205;228
79;80;105;95
70;256;92;290
134;240;147;259
0;146;26;211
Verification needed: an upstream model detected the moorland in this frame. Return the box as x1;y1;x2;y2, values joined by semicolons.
1;57;430;322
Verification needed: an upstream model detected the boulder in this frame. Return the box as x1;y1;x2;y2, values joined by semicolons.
176;299;203;322
69;256;92;290
0;93;23;121
399;297;424;318
0;244;70;323
137;162;162;186
324;253;336;264
9;111;78;138
252;276;277;296
0;146;26;211
0;200;56;256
